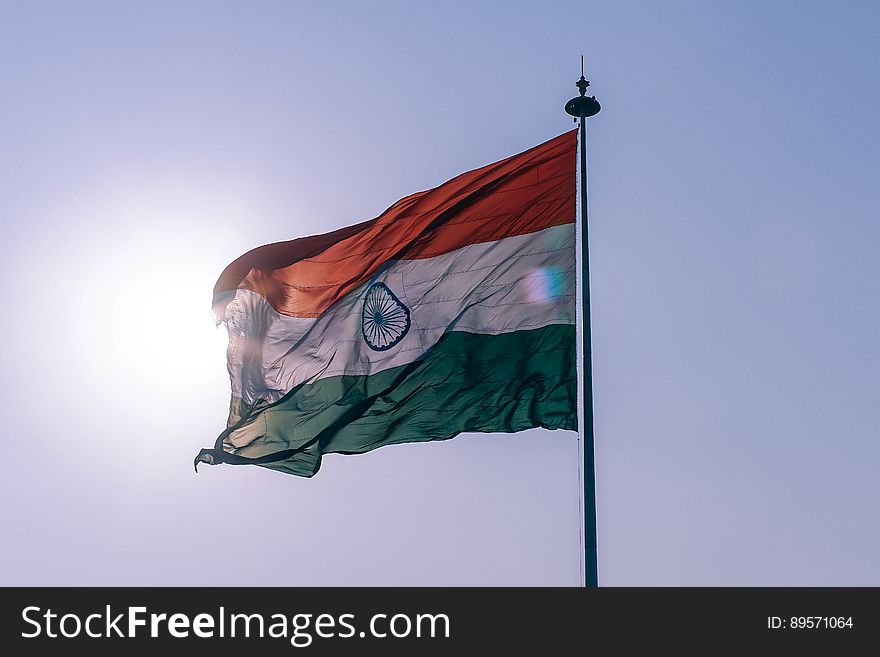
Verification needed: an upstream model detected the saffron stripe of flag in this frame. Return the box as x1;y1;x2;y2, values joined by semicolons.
212;130;576;318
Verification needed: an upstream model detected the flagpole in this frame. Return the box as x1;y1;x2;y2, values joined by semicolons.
565;59;600;587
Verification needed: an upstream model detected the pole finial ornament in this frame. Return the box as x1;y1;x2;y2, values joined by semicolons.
564;60;600;119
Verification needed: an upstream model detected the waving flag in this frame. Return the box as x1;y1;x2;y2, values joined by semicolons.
196;131;578;476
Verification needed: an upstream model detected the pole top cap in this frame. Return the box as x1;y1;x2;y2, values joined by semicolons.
565;58;600;118
565;94;601;118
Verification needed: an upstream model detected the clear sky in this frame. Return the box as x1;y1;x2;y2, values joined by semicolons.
1;1;878;586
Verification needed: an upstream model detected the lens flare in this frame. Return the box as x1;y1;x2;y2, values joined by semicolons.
523;266;569;303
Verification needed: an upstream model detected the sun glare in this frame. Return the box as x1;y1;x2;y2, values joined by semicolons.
63;188;249;406
103;248;227;384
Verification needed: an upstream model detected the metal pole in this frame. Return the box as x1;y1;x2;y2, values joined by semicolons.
565;63;600;587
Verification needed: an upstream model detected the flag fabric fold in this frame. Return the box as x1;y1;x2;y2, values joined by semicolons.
196;130;578;476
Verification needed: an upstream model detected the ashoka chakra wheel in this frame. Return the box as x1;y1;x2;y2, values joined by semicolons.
362;282;411;351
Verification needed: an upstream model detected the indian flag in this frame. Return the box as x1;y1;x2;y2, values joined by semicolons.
195;130;578;476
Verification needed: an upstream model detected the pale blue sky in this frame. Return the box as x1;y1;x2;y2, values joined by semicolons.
1;1;878;585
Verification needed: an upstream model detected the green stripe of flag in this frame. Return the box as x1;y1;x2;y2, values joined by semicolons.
211;324;576;477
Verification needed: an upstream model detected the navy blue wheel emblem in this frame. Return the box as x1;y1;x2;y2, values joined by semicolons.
362;282;411;351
